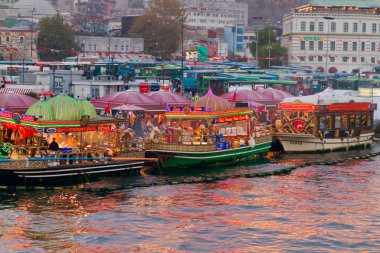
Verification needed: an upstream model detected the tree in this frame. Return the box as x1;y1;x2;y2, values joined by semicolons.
130;0;185;60
37;16;80;61
250;27;288;68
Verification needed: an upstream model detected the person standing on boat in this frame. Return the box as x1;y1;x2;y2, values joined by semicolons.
48;138;60;151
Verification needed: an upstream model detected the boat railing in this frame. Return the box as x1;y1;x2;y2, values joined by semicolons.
146;142;217;152
0;155;114;169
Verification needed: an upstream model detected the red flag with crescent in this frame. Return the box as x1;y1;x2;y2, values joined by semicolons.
294;120;305;132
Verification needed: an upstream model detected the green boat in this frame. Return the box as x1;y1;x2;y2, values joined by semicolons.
145;89;273;170
146;136;272;169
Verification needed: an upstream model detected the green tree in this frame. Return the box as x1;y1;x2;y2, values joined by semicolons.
130;0;185;60
250;27;288;68
37;16;79;61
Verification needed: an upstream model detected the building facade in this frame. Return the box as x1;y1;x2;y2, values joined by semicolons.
75;34;144;56
224;25;245;57
282;0;380;73
0;27;38;61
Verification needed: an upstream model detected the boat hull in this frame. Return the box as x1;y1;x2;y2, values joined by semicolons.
146;141;272;169
0;159;146;186
275;132;373;152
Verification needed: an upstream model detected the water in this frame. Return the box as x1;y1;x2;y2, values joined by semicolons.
1;145;380;252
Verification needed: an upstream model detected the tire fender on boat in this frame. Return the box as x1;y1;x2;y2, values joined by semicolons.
249;137;256;148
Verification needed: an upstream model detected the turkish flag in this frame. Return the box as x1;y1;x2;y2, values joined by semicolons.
231;89;237;102
105;101;111;115
294;120;304;132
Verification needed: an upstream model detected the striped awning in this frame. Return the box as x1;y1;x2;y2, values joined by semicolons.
0;88;37;94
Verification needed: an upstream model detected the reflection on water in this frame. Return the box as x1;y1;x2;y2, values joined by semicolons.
1;145;380;252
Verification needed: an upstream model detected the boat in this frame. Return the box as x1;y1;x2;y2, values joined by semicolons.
274;89;376;152
0;95;155;186
145;89;273;169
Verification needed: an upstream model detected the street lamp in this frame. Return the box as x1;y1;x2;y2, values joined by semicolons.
267;19;272;69
181;13;184;82
30;7;36;60
324;16;335;78
252;17;263;69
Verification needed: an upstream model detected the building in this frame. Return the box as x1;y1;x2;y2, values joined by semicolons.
185;7;235;29
0;26;38;61
182;0;248;27
282;0;380;73
75;34;144;57
224;25;245;57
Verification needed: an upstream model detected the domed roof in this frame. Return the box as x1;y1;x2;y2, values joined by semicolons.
80;99;97;119
0;93;38;112
48;95;84;121
91;91;158;109
147;91;190;105
26;100;55;121
191;89;231;112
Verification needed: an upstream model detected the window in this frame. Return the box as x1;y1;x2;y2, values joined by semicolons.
54;76;64;88
371;57;375;63
352;42;357;51
330;41;335;51
342;115;348;128
19;37;24;43
318;56;323;62
372;23;377;33
300;41;305;50
301;21;306;31
350;115;356;128
362;23;366;33
371;42;376;51
361;42;365;51
335;116;342;129
318;41;323;50
355;115;361;127
343;41;348;51
353;23;358;32
330;56;335;62
342;56;349;62
309;22;315;31
309;41;314;50
361;57;365;63
352;57;357;62
300;56;305;62
309;56;314;62
331;22;336;32
6;36;9;43
318;22;324;32
343;22;349;32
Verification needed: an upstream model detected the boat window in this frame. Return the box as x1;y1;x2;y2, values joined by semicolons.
355;115;361;127
319;116;326;130
361;115;367;127
367;114;372;127
335;115;342;129
342;114;348;128
326;115;333;129
349;115;356;128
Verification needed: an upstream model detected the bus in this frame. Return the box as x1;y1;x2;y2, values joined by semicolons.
0;65;41;84
140;64;183;80
182;69;220;90
329;77;370;91
201;75;297;96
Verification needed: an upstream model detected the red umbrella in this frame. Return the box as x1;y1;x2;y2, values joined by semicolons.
257;88;293;102
39;91;57;97
91;91;159;109
220;90;267;102
146;91;190;105
0;93;38;112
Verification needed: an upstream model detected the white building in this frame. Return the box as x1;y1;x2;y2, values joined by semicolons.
75;35;144;56
185;7;235;29
182;0;248;27
282;0;380;73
